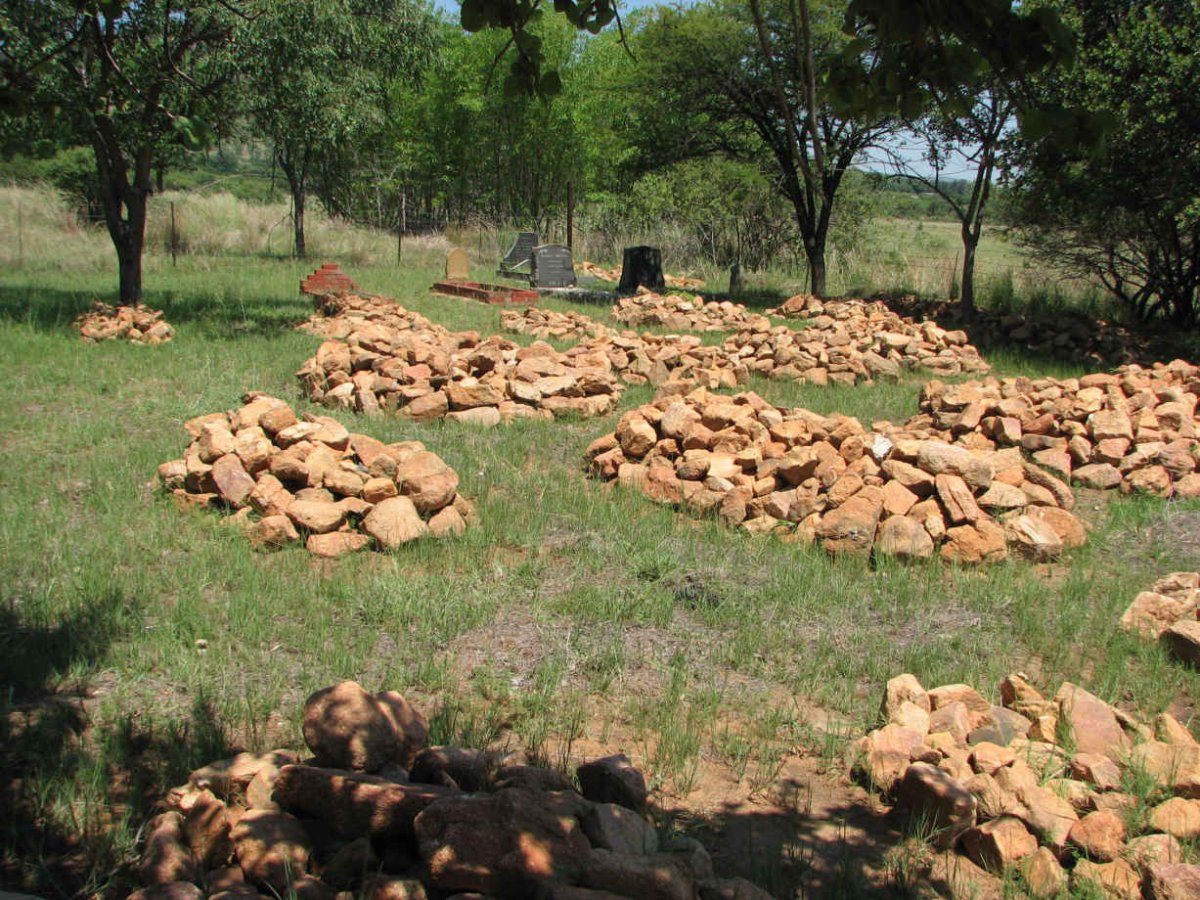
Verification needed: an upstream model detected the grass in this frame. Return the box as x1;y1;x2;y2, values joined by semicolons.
2;185;1200;897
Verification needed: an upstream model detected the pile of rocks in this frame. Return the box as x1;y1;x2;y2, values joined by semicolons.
499;306;609;341
298;292;444;343
732;295;989;385
857;672;1200;898
75;302;175;345
131;680;771;900
1121;572;1200;666
298;334;623;426
585;388;1086;564
568;333;749;392
879;292;1175;368
157;394;476;558
612;293;765;333
908;361;1200;499
578;261;706;290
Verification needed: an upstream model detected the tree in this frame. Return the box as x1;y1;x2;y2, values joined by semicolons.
882;88;1013;312
237;0;434;259
632;0;895;296
2;0;238;303
1007;0;1200;326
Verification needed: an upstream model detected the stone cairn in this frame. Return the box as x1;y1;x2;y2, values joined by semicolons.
298;331;623;426
567;333;749;392
75;301;175;345
728;294;990;386
158;394;476;559
856;672;1200;899
880;292;1172;368
907;361;1200;499
612;293;767;333
1122;572;1200;667
130;680;772;900
298;292;444;343
499;306;610;341
585;388;1086;564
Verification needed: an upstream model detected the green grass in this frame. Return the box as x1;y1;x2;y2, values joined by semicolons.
2;197;1200;898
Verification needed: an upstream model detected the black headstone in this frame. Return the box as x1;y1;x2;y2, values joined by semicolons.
617;246;665;294
531;244;577;288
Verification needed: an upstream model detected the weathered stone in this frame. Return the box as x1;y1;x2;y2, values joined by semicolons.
1021;847;1067;898
140;811;199;885
577;754;648;812
273;765;454;841
1068;810;1126;862
1055;682;1128;761
576;849;695;900
1070;752;1123;791
413;789;591;893
1123;591;1200;638
306;532;372;558
1072;858;1141;900
1163;620;1200;668
231;809;311;892
815;492;882;555
581;802;659;854
961;816;1037;871
894;762;976;849
1147;862;1200;899
286;500;346;534
362;497;427;549
302;681;428;772
874;515;934;560
858;724;926;791
183;789;233;868
394;452;459;513
1149;797;1200;840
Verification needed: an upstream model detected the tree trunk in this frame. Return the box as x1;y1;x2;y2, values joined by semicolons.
93;131;148;305
960;228;978;314
292;182;307;260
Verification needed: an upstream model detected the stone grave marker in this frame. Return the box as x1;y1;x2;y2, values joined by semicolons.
445;247;469;281
531;244;577;288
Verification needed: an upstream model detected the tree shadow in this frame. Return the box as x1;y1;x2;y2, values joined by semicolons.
0;591;235;899
0;280;311;341
661;784;909;898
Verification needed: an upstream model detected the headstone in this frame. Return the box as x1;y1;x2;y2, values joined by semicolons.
445;248;469;281
729;262;742;295
617;246;665;295
531;244;576;288
498;232;538;280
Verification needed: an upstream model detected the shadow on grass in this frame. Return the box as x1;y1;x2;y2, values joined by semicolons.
0;280;310;340
0;592;234;898
667;787;906;897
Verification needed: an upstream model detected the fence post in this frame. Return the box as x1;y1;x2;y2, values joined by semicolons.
566;179;575;251
397;190;406;265
16;200;23;269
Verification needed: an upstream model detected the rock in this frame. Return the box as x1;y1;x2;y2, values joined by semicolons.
858;724;926;791
1072;858;1141;900
697;877;777;900
1129;742;1200;796
874;516;934;560
273;765;454;840
182;789;233;868
249;515;300;549
940;518;1008;564
362;497;427;549
581;803;659;855
128;884;205;900
1004;513;1064;560
1055;682;1128;761
413;789;591;893
961;816;1037;871
928;684;993;729
1068;810;1126;862
1157;713;1199;746
306;532;372;558
1163;620;1200;668
140;811;199;885
188;750;299;797
410;746;498;793
212;454;257;507
1149;797;1200;840
1021;847;1067;898
577;754;648;812
893;762;976;849
970;742;1015;775
1147;862;1200;899
1128;834;1185;872
360;877;428;900
881;674;931;720
815;492;882;555
231;809;311;892
302;681;429;772
576;850;695;900
1070;752;1123;791
395;452;459;513
286;500;346;534
1123;591;1200;638
321;837;378;890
